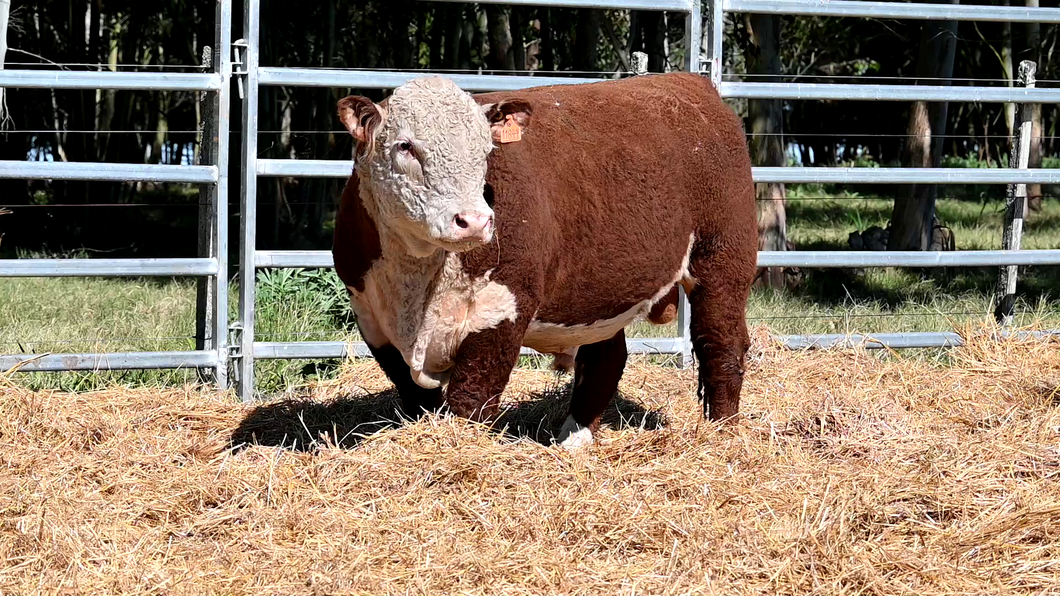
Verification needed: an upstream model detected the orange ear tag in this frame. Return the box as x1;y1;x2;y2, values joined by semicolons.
499;115;523;144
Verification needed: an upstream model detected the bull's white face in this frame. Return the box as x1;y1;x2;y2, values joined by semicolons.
339;78;496;257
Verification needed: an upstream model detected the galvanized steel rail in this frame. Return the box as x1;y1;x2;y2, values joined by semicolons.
4;0;1060;403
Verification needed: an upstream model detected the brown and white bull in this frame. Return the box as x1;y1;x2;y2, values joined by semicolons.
332;72;758;448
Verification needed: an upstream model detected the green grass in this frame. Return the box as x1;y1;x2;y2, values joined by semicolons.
2;197;1059;394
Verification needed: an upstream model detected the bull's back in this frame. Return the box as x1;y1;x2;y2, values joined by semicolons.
475;73;755;326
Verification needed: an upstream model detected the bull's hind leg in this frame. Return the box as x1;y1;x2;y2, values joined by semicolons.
555;329;628;449
687;243;755;422
366;343;444;418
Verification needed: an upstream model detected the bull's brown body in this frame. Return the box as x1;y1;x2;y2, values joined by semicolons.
334;72;757;442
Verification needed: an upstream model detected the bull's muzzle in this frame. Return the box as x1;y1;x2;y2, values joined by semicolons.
449;210;494;244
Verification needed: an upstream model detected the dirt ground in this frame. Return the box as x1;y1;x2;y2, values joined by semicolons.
3;327;1060;595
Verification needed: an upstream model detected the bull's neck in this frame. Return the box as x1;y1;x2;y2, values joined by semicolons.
359;181;447;262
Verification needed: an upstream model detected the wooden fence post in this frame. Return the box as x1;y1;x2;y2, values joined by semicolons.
995;60;1036;326
196;46;217;383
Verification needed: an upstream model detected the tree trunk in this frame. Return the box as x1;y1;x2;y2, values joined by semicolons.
444;7;462;69
1002;0;1015;138
485;6;514;71
888;3;958;251
460;13;474;70
540;8;554;71
429;7;443;69
642;12;665;72
573;9;601;72
151;93;169;164
744;14;787;289
1026;0;1043;212
510;7;525;71
0;0;10;124
416;9;427;68
308;0;338;244
393;0;414;69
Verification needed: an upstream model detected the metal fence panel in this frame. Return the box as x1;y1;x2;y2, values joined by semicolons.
0;0;233;380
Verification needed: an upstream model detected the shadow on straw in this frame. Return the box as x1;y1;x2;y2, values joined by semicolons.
229;381;668;452
228;388;406;452
494;381;668;445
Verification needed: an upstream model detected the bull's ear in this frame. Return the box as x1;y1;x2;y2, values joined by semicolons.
482;99;532;143
337;95;387;151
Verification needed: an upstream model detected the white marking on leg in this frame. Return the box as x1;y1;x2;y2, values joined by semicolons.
555;414;594;449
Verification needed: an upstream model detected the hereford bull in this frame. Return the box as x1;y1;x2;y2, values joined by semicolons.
332;72;757;448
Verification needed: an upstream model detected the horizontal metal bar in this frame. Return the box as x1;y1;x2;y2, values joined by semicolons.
0;161;218;183
256;250;335;268
253;338;684;360
256;159;351;179
258;248;1060;272
425;0;691;10
0;258;218;277
759;250;1060;268
0;70;223;91
723;0;1060;23
258;68;601;90
259;159;1060;185
0;350;218;372
259;69;1060;103
778;330;1060;350
753;167;1060;184
721;82;1060;103
254;341;370;360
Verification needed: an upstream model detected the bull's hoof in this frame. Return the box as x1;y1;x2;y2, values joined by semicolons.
554;415;594;450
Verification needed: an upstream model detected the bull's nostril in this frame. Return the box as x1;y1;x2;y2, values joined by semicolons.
454;215;469;229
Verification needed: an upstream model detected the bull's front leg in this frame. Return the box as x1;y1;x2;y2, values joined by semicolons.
443;314;531;423
365;341;445;418
350;292;444;418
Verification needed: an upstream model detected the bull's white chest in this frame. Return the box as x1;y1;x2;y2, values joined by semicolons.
350;253;518;389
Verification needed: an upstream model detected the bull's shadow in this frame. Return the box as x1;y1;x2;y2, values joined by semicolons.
229;379;668;453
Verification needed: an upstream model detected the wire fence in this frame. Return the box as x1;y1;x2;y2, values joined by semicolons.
1;0;1060;400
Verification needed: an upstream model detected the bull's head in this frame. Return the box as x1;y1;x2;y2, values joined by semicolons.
338;77;530;257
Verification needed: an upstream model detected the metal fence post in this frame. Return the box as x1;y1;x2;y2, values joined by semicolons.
707;0;725;86
675;0;704;370
995;60;1036;327
685;0;703;74
235;0;260;402
206;0;234;388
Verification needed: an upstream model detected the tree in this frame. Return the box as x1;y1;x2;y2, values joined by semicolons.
888;2;959;251
485;6;514;71
0;0;10;126
743;13;787;288
1025;0;1044;212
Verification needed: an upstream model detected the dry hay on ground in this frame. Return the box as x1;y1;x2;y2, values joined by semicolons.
3;326;1060;595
